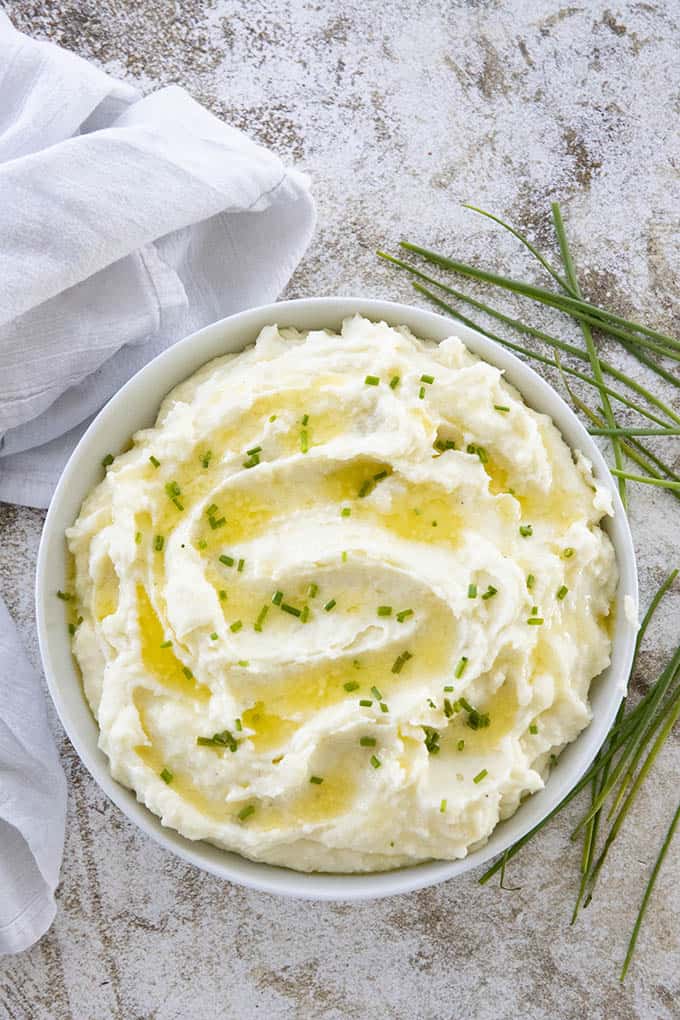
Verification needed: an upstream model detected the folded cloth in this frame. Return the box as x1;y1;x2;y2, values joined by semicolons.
0;11;315;507
0;599;67;955
0;14;315;953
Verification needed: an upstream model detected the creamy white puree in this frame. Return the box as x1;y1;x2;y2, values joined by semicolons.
67;316;617;872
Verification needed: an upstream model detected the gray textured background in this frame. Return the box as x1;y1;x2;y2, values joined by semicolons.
1;2;679;1017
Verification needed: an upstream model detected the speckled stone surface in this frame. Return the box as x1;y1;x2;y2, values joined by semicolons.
1;2;679;1017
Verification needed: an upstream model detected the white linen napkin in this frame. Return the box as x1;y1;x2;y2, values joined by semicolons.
0;14;314;953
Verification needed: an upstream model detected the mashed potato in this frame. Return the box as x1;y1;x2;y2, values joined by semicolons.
67;315;617;872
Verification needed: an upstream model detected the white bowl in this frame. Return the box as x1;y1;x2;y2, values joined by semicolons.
36;297;638;900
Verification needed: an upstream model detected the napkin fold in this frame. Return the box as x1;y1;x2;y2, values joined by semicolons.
0;12;314;954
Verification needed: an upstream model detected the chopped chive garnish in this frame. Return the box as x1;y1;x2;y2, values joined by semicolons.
380;702;389;713
455;655;469;678
165;480;181;498
172;497;184;511
238;804;255;821
201;451;213;468
219;554;234;567
358;479;373;498
365;375;380;386
396;608;414;623
154;535;164;552
377;606;393;617
341;506;351;517
301;414;309;426
519;524;534;537
219;590;227;601
529;723;539;735
359;699;373;707
300;430;309;453
246;446;262;456
468;583;477;598
527;617;544;625
341;551;348;562
149;455;160;468
420;373;435;384
418;385;426;399
243;454;260;469
432;520;438;527
457;739;465;751
102;453;114;467
198;539;208;549
373;469;389;482
557;585;569;600
444;685;454;692
230;620;243;632
68;623;76;636
135;531;142;544
56;590;73;601
272;590;284;605
482;585;498;600
530;605;539;615
444;698;454;718
300;605;310;623
344;680;360;692
307;583;319;598
391;651;413;674
473;769;488;784
281;603;302;617
160;639;172;648
423;727;440;754
389;375;400;389
563;547;575;559
237;558;245;573
235;718;242;731
494;404;510;413
360;736;377;747
324;599;336;612
210;632;218;641
269;414;277;422
254;605;269;632
182;666;193;680
370;755;381;769
434;437;456;452
427;698;437;709
310;775;324;784
440;798;447;813
160;768;173;784
209;516;226;529
527;574;536;589
371;686;383;700
467;443;488;463
207;504;219;516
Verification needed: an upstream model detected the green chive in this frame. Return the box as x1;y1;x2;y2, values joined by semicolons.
418;385;426;399
529;723;539;735
254;605;269;632
247;446;262;456
281;603;301;617
324;599;336;612
235;719;242;731
365;375;380;386
468;583;478;598
172;497;184;511
198;539;208;549
219;554;234;567
272;590;284;605
421;374;435;384
300;606;310;623
342;551;348;562
160;768;173;784
455;656;468;678
360;736;377;747
380;702;389;713
182;666;193;679
341;506;351;517
160;640;172;648
473;769;488;784
457;739;465;751
135;531;142;544
371;686;383;700
310;775;324;784
149;455;160;468
527;574;535;589
527;617;544;625
165;480;181;498
557;585;569;600
494;404;510;413
230;620;243;632
344;680;359;692
237;558;245;572
219;590;227;601
444;698;454;718
68;623;76;636
56;590;73;601
440;798;447;813
238;804;255;821
207;503;219;516
396;608;414;623
482;585;498;600
201;451;213;468
389;375;400;389
391;651;413;674
269;414;277;422
359;699;373;707
444;685;454;692
301;414;309;426
154;535;164;552
307;583;319;598
377;606;393;617
102;453;114;467
562;548;575;559
300;429;309;453
210;632;218;641
209;516;226;529
519;524;533;537
370;755;381;769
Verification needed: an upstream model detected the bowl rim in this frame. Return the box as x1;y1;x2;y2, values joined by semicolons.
36;296;638;900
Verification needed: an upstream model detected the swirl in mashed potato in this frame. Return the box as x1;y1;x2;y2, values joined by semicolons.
67;315;617;872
